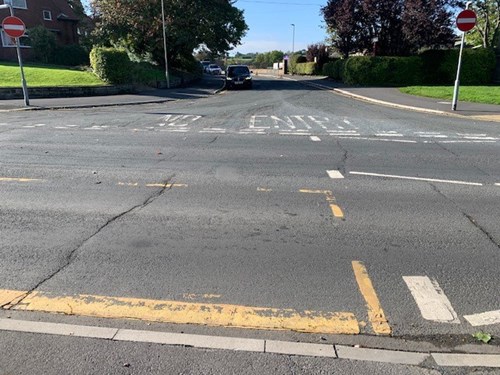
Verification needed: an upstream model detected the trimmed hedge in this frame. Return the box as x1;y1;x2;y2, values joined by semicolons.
295;62;317;75
90;47;132;84
321;49;496;86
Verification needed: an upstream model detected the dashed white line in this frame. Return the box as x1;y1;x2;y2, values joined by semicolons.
279;132;311;136
403;276;460;323
310;136;321;142
464;310;500;327
349;171;483;186
495;183;500;187
327;170;344;179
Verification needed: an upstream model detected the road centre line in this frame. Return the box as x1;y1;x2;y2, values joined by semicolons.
403;276;460;323
349;171;483;186
0;289;359;335
464;310;500;327
352;261;391;335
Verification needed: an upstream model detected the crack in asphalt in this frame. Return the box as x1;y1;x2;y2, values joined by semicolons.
209;136;219;144
430;183;500;250
435;141;493;180
335;138;348;174
6;175;176;309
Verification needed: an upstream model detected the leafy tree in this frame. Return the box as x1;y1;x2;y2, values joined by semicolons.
467;0;500;49
323;0;459;57
306;43;329;68
28;26;57;63
90;0;247;69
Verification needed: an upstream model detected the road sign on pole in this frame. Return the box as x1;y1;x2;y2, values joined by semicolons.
2;16;26;38
452;6;476;111
456;9;477;32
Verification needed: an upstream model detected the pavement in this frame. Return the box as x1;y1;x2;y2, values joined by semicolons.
1;75;499;123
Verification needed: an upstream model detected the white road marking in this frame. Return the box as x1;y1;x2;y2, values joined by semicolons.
337;126;344;129
464;310;500;327
292;116;312;129
417;134;448;138
279;132;311;136
436;140;496;144
343;119;351;125
349;171;483;186
463;136;497;140
160;129;189;132
327;170;344;179
374;138;417;143
495;183;500;186
403;276;460;323
310;136;321;142
375;131;403;137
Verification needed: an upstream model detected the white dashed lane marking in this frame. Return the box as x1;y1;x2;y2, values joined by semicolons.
403;276;460;324
464;310;500;327
349;171;483;186
327;170;344;179
310;136;321;142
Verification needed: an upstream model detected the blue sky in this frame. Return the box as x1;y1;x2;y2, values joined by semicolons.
231;0;328;54
82;0;328;55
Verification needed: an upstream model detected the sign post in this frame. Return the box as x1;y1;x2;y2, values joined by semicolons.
452;5;476;111
1;9;29;106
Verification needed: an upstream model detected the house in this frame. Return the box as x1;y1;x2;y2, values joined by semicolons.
0;0;79;61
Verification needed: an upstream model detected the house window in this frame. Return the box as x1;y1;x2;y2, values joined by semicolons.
4;0;27;9
43;10;52;21
0;29;30;47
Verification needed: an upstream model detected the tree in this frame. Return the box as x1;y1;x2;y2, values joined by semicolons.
323;0;459;57
467;0;500;49
306;43;329;68
28;26;57;63
90;0;247;69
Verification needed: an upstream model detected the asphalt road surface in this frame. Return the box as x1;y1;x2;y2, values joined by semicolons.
0;76;499;374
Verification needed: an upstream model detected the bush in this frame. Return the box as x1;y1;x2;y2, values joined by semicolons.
295;62;317;75
90;47;132;84
343;56;422;86
53;44;89;66
289;54;307;73
322;59;346;80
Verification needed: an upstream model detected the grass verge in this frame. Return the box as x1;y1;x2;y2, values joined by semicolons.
399;86;500;105
0;61;105;87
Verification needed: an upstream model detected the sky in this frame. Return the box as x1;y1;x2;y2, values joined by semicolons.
81;0;328;55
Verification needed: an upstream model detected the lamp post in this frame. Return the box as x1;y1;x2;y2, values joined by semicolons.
291;23;295;74
161;0;170;88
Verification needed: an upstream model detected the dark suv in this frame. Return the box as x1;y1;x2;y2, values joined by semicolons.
225;65;253;89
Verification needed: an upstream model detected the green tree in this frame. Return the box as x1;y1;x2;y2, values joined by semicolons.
91;0;247;69
28;26;57;63
467;0;500;49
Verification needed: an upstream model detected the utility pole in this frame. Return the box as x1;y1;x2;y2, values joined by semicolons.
161;0;170;88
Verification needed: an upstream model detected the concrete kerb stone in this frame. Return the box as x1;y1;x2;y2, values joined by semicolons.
0;318;499;368
0;99;174;112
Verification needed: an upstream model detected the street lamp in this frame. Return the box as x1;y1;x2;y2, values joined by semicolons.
161;0;170;88
291;24;295;75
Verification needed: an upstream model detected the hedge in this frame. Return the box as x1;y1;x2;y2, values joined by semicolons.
321;49;496;86
53;45;89;66
90;47;132;84
294;62;317;75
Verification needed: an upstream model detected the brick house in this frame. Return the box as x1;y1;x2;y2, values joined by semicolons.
0;0;79;61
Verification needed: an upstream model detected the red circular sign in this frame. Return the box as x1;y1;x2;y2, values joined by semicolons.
2;16;26;38
456;9;476;32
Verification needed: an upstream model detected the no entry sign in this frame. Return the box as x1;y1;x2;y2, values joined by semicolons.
2;16;26;38
456;9;476;32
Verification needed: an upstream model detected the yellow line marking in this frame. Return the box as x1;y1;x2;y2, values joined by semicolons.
0;177;42;182
299;189;345;220
0;290;27;306
1;289;360;335
352;261;391;335
330;204;344;218
257;187;272;192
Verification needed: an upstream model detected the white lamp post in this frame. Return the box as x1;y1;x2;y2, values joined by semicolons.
161;0;170;88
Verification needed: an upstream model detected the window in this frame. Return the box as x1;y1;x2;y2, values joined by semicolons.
4;0;27;9
43;10;52;21
1;30;30;47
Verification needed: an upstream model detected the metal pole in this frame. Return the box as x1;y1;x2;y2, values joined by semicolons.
1;4;29;106
452;2;472;111
161;0;170;89
291;24;295;74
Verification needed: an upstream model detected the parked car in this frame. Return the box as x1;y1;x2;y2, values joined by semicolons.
207;64;222;75
225;65;253;89
200;61;211;73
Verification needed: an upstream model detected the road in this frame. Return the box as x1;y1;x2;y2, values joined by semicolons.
0;75;499;373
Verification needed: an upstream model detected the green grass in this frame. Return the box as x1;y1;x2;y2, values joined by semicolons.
0;61;105;87
399;86;500;105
